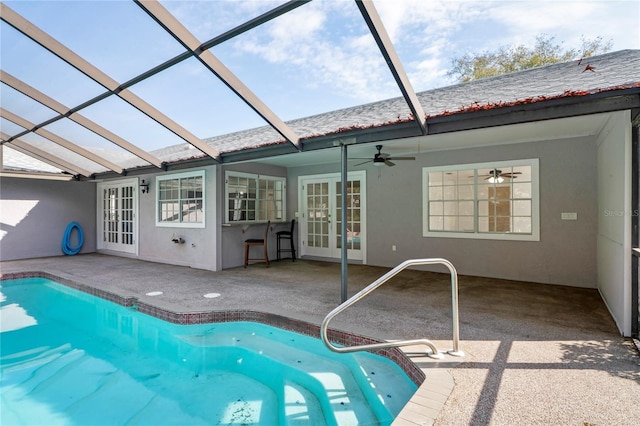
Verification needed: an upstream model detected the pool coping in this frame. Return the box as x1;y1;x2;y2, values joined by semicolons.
1;270;459;426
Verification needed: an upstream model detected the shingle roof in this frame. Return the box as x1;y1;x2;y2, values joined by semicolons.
418;49;640;117
6;50;639;174
149;49;640;165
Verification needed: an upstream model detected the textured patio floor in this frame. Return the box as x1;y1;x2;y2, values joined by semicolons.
1;254;639;425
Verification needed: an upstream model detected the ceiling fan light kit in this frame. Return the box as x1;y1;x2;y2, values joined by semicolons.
482;168;522;182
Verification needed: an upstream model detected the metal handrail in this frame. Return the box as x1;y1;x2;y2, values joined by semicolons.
321;258;463;359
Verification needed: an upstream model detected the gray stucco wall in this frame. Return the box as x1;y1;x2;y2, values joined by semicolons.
0;177;97;261
0;134;598;288
287;136;598;287
133;166;218;271
94;162;289;271
219;162;290;269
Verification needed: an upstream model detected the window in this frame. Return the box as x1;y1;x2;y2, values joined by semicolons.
156;170;205;228
225;171;285;223
423;159;539;241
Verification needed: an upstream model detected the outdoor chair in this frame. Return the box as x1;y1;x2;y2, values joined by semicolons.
276;219;296;261
244;221;270;268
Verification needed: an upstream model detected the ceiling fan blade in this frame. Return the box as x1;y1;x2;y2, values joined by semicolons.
355;160;371;166
388;156;415;161
385;159;396;167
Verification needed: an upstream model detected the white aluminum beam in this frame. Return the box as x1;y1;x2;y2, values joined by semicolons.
1;70;68;114
0;170;75;181
2;132;91;176
0;70;163;169
116;88;221;160
0;3;219;162
0;107;124;174
136;0;301;150
356;0;427;135
0;3;119;91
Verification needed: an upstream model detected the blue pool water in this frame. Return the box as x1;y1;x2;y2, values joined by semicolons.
0;278;417;425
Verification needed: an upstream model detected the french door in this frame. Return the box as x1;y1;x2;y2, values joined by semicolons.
97;179;138;255
299;171;366;261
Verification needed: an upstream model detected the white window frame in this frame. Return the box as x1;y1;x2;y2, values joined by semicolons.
156;170;205;228
422;159;540;241
224;171;286;224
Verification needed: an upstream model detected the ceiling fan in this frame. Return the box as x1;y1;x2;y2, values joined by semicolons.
479;169;522;183
355;145;415;167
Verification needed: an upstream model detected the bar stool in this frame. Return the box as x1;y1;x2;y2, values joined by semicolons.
244;221;270;268
276;219;296;261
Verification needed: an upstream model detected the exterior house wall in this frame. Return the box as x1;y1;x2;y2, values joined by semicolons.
288;135;598;287
597;110;632;335
94;162;288;271
0;177;97;260
130;165;218;271
219;162;289;269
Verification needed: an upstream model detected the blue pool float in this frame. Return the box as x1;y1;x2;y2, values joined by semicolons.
62;222;84;255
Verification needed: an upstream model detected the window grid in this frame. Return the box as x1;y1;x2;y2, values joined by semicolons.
306;182;329;248
226;172;285;223
103;187;118;243
428;170;475;233
121;186;134;244
336;179;362;250
425;161;536;239
157;171;204;227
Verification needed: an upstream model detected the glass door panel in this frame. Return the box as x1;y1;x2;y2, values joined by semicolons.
300;171;365;261
99;180;137;254
336;179;362;252
304;181;331;257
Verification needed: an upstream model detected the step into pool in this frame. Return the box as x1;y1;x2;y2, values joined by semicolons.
1;278;418;425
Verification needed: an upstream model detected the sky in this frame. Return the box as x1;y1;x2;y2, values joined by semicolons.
1;0;639;159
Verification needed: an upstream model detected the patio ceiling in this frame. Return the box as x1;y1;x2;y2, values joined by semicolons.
0;0;425;180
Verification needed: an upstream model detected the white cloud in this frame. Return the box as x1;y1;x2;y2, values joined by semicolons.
374;0;639;90
269;6;326;41
372;0;487;90
159;0;639;110
230;1;401;102
160;0;285;42
162;0;639;113
489;1;639;50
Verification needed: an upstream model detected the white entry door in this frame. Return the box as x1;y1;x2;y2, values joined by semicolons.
299;171;366;261
97;179;138;255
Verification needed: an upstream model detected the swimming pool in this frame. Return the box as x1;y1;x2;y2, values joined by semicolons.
0;277;418;425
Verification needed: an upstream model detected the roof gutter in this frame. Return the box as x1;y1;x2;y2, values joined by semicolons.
89;87;640;181
425;87;640;135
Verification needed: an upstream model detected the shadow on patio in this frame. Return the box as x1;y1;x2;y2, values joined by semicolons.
1;254;638;425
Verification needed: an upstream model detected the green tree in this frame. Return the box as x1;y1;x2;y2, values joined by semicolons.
448;34;613;82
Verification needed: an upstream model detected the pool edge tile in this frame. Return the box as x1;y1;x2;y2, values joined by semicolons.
3;271;458;426
391;346;460;426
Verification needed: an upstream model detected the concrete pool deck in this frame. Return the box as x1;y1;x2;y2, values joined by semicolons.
1;254;639;425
